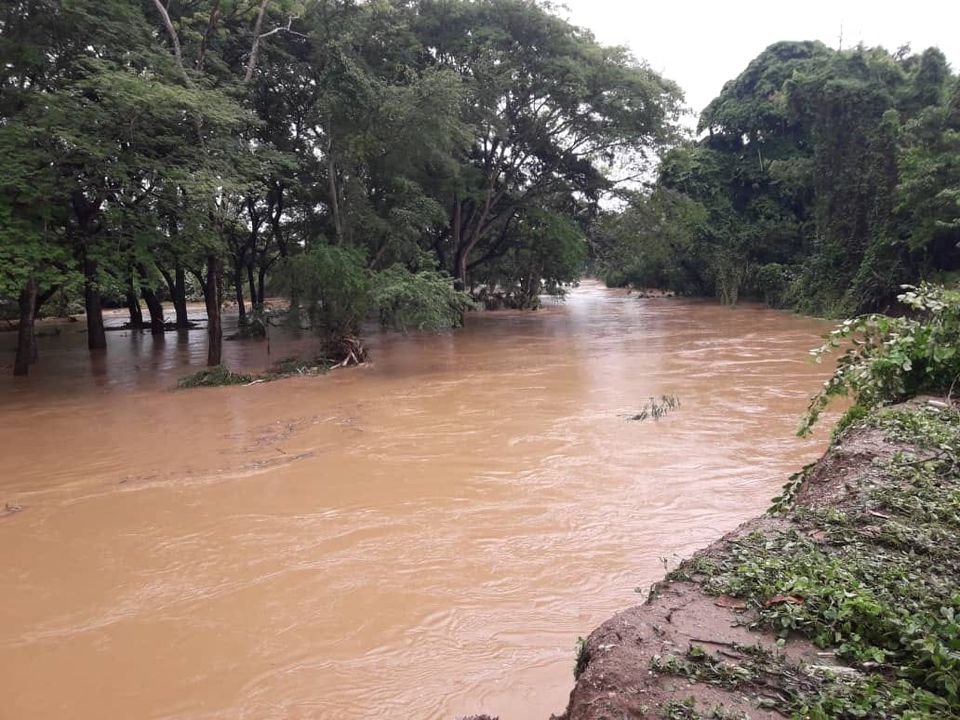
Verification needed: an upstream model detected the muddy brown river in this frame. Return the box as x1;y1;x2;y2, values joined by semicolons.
0;282;834;719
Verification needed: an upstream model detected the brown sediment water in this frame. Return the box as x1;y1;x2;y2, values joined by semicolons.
0;282;834;719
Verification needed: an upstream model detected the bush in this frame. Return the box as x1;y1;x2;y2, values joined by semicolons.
751;262;798;308
603;269;628;288
799;283;960;435
177;365;253;388
373;264;475;332
284;245;372;339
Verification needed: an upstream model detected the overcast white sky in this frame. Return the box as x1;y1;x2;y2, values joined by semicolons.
560;0;960;126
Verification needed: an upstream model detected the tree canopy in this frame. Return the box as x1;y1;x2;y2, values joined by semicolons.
595;41;960;316
0;0;683;376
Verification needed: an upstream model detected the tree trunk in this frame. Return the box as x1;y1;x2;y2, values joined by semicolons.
14;278;37;376
126;287;144;328
456;252;468;289
244;0;271;83
150;0;190;85
195;0;221;71
246;262;258;310
233;260;247;326
257;263;267;311
205;255;223;367
327;134;343;243
84;258;107;350
34;285;58;319
173;267;189;329
161;266;191;329
142;286;166;334
451;196;469;288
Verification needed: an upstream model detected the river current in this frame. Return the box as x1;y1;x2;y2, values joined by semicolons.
0;282;833;719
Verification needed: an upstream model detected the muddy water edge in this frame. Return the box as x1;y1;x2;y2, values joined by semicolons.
0;283;834;719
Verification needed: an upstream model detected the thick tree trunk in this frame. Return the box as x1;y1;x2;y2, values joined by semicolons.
173;267;189;329
161;266;191;329
126;289;144;328
233;261;247;326
14;278;37;376
204;255;223;367
84;258;107;350
141;286;166;335
34;285;58;319
257;263;267;311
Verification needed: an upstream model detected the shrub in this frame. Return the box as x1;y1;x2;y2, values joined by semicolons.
177;365;253;388
799;283;960;435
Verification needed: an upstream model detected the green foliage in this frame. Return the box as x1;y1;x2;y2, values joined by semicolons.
177;366;254;388
266;357;331;377
373;265;475;332
286;245;373;339
1;0;682;376
799;284;960;435
598;41;960;315
477;209;588;308
286;244;474;341
593;188;707;295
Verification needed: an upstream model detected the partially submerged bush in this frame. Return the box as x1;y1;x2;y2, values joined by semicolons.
373;264;475;332
800;283;960;435
267;357;330;376
628;395;681;422
281;245;474;364
177;365;253;388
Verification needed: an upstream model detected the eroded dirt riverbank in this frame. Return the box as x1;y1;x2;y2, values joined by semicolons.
0;283;834;719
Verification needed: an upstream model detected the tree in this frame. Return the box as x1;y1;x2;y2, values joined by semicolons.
0;0;685;379
415;0;683;293
603;41;959;314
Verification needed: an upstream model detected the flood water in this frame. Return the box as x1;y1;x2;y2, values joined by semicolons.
0;282;834;719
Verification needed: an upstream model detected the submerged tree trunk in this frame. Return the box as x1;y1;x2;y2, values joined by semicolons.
173;267;189;329
233;261;247;326
14;278;37;376
204;255;223;366
126;287;144;328
257;263;267;311
161;265;191;329
141;286;166;335
83;258;107;350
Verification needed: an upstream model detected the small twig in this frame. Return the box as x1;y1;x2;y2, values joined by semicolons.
898;450;948;467
946;373;960;403
687;638;740;648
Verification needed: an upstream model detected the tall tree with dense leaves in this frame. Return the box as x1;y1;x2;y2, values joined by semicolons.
597;41;960;314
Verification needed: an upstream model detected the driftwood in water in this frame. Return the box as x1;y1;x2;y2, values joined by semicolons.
321;336;368;368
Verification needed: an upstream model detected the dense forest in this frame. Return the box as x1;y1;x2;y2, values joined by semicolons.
596;41;960;316
0;0;682;376
3;3;959;381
